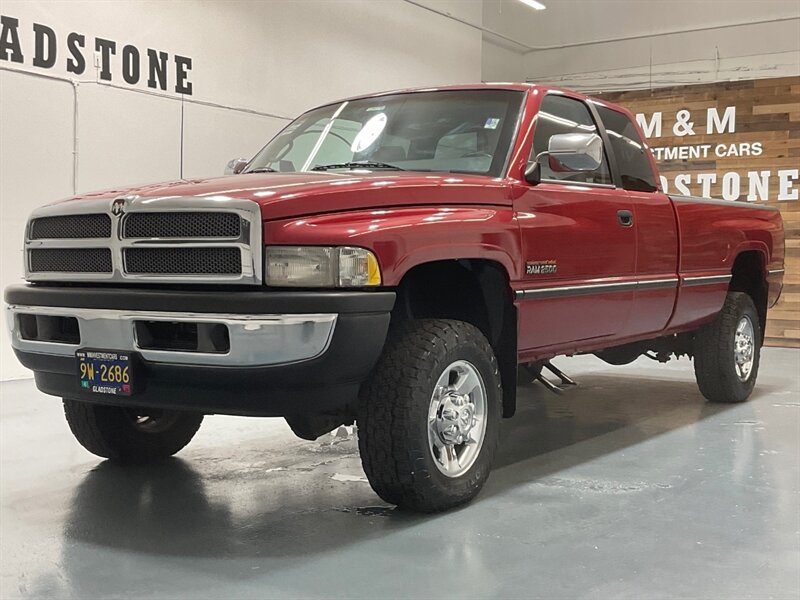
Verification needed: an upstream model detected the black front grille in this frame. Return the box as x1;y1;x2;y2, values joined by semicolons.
30;214;111;239
29;248;113;273
123;212;241;239
124;247;242;275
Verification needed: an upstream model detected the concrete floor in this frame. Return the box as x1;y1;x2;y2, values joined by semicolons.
1;349;798;600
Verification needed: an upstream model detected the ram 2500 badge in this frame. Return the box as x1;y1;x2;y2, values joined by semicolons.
5;85;785;512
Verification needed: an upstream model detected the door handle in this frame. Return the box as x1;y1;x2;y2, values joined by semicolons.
617;210;634;227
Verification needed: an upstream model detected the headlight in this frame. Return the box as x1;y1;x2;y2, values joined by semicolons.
265;246;381;287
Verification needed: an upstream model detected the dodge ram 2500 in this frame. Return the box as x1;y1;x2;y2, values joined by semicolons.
5;84;785;512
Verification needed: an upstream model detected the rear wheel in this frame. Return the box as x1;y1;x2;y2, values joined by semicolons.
693;291;761;403
358;319;502;512
63;399;204;462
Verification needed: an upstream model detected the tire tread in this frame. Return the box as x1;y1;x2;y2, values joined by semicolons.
694;292;761;403
63;400;203;462
358;319;501;512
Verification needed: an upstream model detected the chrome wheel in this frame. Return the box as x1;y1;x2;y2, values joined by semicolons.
427;360;487;478
734;315;755;382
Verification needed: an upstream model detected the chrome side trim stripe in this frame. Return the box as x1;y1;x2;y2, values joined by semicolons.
637;278;682;291
516;280;636;300
768;268;785;276
514;270;759;300
682;274;733;287
514;277;679;300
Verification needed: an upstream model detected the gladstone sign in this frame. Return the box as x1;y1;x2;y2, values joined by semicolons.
0;14;193;95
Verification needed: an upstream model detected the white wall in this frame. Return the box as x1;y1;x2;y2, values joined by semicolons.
479;0;799;90
522;19;800;92
0;0;482;380
481;41;523;83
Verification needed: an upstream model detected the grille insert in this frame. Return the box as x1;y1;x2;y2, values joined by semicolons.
25;199;260;284
123;212;241;239
30;214;111;239
124;247;242;275
29;248;113;273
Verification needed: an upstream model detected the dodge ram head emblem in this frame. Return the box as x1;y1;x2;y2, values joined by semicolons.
526;260;557;275
111;198;126;216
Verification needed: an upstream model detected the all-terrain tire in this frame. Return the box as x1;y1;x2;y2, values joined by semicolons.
694;291;761;403
357;319;502;512
63;400;204;463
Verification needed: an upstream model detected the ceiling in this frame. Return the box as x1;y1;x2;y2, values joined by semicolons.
481;0;800;51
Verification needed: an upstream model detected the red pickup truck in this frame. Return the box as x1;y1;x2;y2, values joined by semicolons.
5;84;785;512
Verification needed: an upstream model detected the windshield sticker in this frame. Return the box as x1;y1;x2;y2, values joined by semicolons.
366;105;386;112
351;113;387;153
484;117;501;130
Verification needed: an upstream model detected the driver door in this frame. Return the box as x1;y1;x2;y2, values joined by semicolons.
516;93;636;352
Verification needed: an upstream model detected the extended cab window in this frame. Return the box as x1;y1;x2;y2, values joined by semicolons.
532;95;612;186
596;105;658;192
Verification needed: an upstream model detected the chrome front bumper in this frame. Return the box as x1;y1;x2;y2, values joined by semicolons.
5;285;395;415
6;305;337;367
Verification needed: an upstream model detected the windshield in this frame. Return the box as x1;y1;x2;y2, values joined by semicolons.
246;89;525;177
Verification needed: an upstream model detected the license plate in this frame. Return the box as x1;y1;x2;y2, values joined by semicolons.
77;349;133;396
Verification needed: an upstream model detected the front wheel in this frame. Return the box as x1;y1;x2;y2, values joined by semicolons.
63;399;204;463
693;291;761;403
358;319;502;512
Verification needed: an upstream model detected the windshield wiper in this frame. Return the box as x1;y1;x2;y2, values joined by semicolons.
245;167;277;173
311;161;404;172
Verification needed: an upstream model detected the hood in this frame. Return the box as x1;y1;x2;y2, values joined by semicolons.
60;172;511;220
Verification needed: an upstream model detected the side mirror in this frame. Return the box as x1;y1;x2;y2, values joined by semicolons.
224;158;249;175
524;133;603;184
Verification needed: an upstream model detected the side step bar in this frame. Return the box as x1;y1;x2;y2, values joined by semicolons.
535;362;578;395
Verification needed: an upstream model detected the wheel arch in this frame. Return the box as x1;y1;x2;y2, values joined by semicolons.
393;258;518;418
729;249;768;341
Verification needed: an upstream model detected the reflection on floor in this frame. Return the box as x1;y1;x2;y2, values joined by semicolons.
1;349;798;599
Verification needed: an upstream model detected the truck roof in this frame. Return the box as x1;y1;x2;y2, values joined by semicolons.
325;82;605;108
314;83;638;134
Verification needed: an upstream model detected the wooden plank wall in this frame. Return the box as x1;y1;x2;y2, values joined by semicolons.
600;77;800;348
